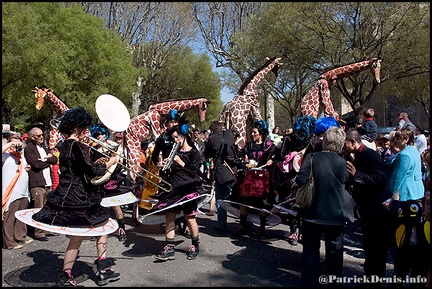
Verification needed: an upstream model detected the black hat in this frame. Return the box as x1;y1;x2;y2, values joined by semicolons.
58;107;93;135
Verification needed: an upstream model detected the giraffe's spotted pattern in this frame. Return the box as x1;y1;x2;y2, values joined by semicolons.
125;98;208;181
33;86;69;150
219;58;282;148
301;58;382;119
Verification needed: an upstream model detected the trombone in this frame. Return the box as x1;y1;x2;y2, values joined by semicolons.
85;136;173;193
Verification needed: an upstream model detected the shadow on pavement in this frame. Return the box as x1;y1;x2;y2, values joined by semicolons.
3;249;95;287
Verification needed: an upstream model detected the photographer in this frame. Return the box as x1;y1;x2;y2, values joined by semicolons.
2;134;33;249
3;139;24;153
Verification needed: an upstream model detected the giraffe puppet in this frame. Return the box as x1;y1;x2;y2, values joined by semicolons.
33;86;69;150
219;57;283;148
301;57;382;119
125;97;209;182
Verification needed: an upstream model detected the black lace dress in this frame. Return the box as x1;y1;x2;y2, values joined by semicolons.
146;147;204;214
32;139;111;228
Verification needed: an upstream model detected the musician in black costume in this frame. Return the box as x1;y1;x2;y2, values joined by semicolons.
151;109;180;171
89;125;131;242
150;109;190;236
231;119;277;238
151;121;204;261
32;107;121;286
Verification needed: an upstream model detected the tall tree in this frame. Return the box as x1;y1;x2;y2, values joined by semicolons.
192;2;288;128
229;3;430;121
2;2;138;131
75;2;200;117
192;2;429;127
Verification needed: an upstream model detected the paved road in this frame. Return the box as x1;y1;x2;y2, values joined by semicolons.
2;206;394;287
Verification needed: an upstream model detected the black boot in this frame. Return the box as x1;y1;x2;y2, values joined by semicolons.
233;214;251;237
56;270;84;287
95;257;120;286
258;214;267;238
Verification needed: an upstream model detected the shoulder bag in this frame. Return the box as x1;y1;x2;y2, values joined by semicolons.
295;155;315;208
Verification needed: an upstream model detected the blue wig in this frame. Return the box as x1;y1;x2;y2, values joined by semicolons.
313;116;338;136
90;124;110;140
166;109;179;121
253;119;269;137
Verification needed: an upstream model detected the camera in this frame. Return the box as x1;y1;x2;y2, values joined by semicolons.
15;145;23;152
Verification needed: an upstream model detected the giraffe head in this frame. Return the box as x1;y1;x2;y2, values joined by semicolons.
197;99;209;123
32;85;51;110
370;57;382;84
270;57;283;78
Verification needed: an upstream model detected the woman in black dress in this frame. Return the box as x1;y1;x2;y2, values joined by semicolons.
151;122;204;261
232;119;277;238
32;107;120;286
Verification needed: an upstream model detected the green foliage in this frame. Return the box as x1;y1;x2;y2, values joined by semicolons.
2;2;138;131
229;2;430;123
137;45;223;128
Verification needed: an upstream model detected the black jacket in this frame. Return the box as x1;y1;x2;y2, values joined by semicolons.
347;145;390;208
24;141;58;188
205;129;239;186
296;152;353;225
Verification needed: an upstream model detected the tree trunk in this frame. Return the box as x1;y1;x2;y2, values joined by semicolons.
265;90;275;130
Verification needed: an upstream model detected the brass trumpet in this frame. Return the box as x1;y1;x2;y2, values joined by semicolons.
89;139;120;185
85;136;173;192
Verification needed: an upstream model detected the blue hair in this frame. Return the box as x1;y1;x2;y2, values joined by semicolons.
181;123;189;135
168;109;179;121
313;116;338;135
90;124;110;140
253;119;269;132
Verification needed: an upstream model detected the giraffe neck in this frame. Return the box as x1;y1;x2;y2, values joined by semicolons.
46;91;68;117
320;59;373;81
243;58;280;95
149;98;206;115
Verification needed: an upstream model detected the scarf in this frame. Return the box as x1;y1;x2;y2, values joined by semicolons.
2;152;23;220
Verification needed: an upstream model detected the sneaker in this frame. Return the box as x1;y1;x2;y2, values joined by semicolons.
10;244;23;250
56;271;83;287
288;232;298;246
117;228;127;242
154;244;175;261
96;269;120;286
182;227;191;239
186;245;199;260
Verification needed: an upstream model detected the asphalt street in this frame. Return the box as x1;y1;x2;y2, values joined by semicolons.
2;205;395;287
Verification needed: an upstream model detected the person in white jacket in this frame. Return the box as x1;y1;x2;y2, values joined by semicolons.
2;133;32;249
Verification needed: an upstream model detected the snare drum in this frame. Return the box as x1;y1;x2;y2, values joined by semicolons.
237;168;269;198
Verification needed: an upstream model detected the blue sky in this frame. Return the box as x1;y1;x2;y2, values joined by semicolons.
193;43;233;104
220;86;232;104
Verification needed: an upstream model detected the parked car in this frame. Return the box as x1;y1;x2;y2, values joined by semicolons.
376;127;395;139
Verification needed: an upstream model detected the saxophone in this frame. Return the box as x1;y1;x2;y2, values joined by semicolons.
161;141;180;172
